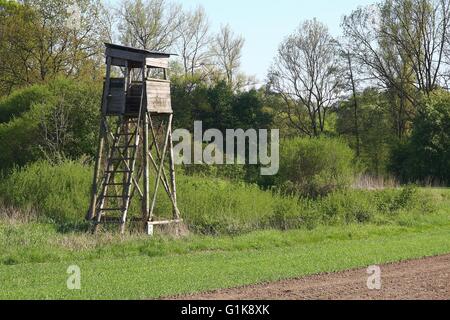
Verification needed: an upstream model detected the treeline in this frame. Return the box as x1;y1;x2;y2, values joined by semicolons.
1;0;450;185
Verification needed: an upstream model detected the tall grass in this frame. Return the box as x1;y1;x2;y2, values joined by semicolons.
0;160;91;224
0;160;439;236
0;160;304;234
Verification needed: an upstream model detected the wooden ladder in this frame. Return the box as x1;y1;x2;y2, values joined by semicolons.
94;117;141;233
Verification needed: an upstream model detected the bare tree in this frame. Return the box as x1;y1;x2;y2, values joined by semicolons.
342;0;450;139
268;19;343;137
175;6;210;77
98;2;118;44
343;0;450;100
210;24;245;86
118;0;182;51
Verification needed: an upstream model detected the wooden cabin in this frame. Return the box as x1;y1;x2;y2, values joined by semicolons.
102;43;173;116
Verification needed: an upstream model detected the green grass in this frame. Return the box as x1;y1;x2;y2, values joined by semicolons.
1;160;449;299
0;223;450;299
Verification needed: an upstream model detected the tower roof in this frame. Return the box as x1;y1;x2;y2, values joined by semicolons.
105;43;173;57
104;43;175;68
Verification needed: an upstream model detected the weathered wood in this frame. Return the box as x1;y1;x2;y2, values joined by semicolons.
86;117;106;221
147;117;177;204
168;129;181;220
146;80;172;113
106;47;146;64
146;57;169;69
92;43;180;235
147;219;183;226
142;111;150;223
148;114;173;221
119;66;145;234
101;57;112;115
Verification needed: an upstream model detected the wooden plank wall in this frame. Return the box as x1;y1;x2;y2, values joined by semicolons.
146;80;172;113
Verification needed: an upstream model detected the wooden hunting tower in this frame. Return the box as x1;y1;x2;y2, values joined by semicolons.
86;43;181;235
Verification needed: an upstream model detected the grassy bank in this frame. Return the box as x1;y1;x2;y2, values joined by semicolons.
1;160;446;235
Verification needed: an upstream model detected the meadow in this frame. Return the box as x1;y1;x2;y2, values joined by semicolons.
0;160;449;299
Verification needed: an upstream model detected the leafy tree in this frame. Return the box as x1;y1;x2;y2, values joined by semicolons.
232;89;273;130
337;89;394;176
0;78;101;171
0;0;107;95
175;5;211;77
390;90;450;184
342;0;450;139
276;137;356;198
171;79;272;132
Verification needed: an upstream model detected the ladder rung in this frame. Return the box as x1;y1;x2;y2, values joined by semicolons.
103;195;130;198
110;158;134;161
96;217;144;223
100;208;125;211
114;145;137;149
104;182;132;186
116;133;136;136
96;221;123;225
105;170;132;174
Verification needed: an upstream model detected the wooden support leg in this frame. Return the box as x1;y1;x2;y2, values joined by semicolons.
143;112;150;226
148;114;173;222
168;127;180;220
147;117;179;214
168;128;181;237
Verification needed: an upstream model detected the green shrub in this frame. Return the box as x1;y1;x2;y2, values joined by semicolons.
313;186;433;226
0;160;91;224
277;137;357;197
0;84;53;123
0;110;40;170
318;191;376;224
182;163;247;182
0;78;101;171
174;176;303;235
265;196;305;231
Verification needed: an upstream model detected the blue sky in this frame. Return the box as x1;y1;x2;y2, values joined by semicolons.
111;0;377;82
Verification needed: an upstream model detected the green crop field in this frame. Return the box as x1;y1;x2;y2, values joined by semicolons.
1;223;450;299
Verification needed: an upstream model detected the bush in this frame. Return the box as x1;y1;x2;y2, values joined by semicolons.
312;186;433;226
317;191;376;224
0;84;53;123
0;160;91;224
0;78;101;171
276;137;357;197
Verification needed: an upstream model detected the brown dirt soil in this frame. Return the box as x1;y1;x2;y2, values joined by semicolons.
176;254;450;300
